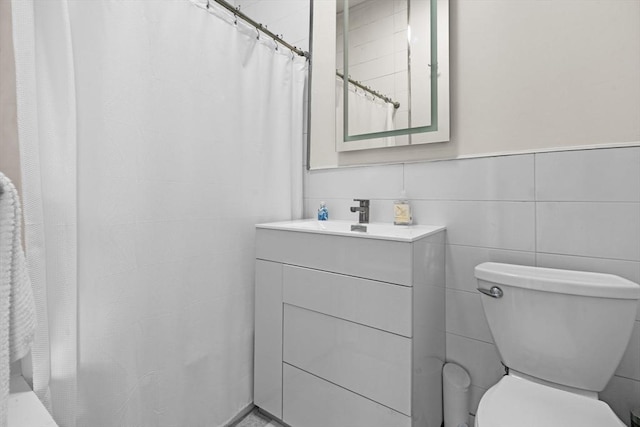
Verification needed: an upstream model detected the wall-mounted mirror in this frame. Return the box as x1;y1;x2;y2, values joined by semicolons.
309;0;449;153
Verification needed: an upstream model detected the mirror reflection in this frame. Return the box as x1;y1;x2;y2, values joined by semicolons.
308;0;448;155
337;0;434;145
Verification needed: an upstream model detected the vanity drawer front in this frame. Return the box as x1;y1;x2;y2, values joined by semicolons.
283;304;411;415
283;364;411;427
283;265;412;337
256;229;413;286
254;260;283;418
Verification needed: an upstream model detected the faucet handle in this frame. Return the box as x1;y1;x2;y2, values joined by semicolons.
350;199;370;224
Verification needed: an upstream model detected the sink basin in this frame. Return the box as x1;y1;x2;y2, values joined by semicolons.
256;219;445;242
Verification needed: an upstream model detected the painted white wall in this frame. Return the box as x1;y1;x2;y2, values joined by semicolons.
311;0;640;167
304;146;640;426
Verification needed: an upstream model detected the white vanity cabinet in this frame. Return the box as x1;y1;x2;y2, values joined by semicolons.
254;220;446;427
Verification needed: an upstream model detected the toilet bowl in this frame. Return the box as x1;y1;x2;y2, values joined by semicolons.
474;374;625;427
474;262;640;427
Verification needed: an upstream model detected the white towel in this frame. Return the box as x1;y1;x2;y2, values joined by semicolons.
0;172;36;427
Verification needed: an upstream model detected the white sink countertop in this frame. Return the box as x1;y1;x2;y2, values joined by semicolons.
256;219;445;242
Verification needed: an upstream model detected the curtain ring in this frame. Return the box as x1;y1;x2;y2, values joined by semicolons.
256;26;260;40
205;0;209;9
273;37;278;51
233;14;237;25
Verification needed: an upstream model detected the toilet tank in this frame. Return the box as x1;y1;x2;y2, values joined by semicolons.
475;262;640;392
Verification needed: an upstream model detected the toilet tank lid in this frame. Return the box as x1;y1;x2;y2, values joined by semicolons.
475;262;640;300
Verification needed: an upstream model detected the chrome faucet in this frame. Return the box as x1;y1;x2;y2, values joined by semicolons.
350;199;370;224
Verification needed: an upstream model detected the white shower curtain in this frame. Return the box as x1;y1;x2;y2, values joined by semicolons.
11;1;77;425
12;0;306;425
335;77;396;145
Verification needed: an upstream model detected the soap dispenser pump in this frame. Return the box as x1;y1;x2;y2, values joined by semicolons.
394;190;412;225
318;201;329;221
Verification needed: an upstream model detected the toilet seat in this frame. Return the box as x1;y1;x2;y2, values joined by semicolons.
475;375;624;427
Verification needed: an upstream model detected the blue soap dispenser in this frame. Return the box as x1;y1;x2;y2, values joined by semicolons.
317;201;329;221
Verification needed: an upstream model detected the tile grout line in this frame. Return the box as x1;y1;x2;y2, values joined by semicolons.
533;153;538;265
402;162;405;193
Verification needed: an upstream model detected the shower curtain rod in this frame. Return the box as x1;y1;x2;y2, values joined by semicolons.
207;0;310;59
336;71;401;109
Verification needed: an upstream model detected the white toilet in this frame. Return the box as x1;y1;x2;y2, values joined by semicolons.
474;262;640;427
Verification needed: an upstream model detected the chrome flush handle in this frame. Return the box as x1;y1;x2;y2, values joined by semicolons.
479;286;503;299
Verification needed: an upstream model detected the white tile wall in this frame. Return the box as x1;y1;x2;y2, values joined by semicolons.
412;200;536;251
305;197;395;223
601;375;640;426
617;323;640;381
304;146;640;425
445;333;504;390
536;148;640;202
305;163;403;200
536;202;640;260
446;245;536;293
445;289;493;344
404;155;534;201
468;385;487;419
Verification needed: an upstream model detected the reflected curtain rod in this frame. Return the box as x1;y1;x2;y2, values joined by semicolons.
207;0;310;59
336;71;400;109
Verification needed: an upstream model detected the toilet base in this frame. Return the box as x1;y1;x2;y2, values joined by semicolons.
474;375;623;427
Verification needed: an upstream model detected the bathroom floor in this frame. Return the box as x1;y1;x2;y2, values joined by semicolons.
235;408;283;427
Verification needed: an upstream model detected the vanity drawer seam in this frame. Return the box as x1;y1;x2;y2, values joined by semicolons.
282;302;413;339
282;361;412;418
279;262;410;288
